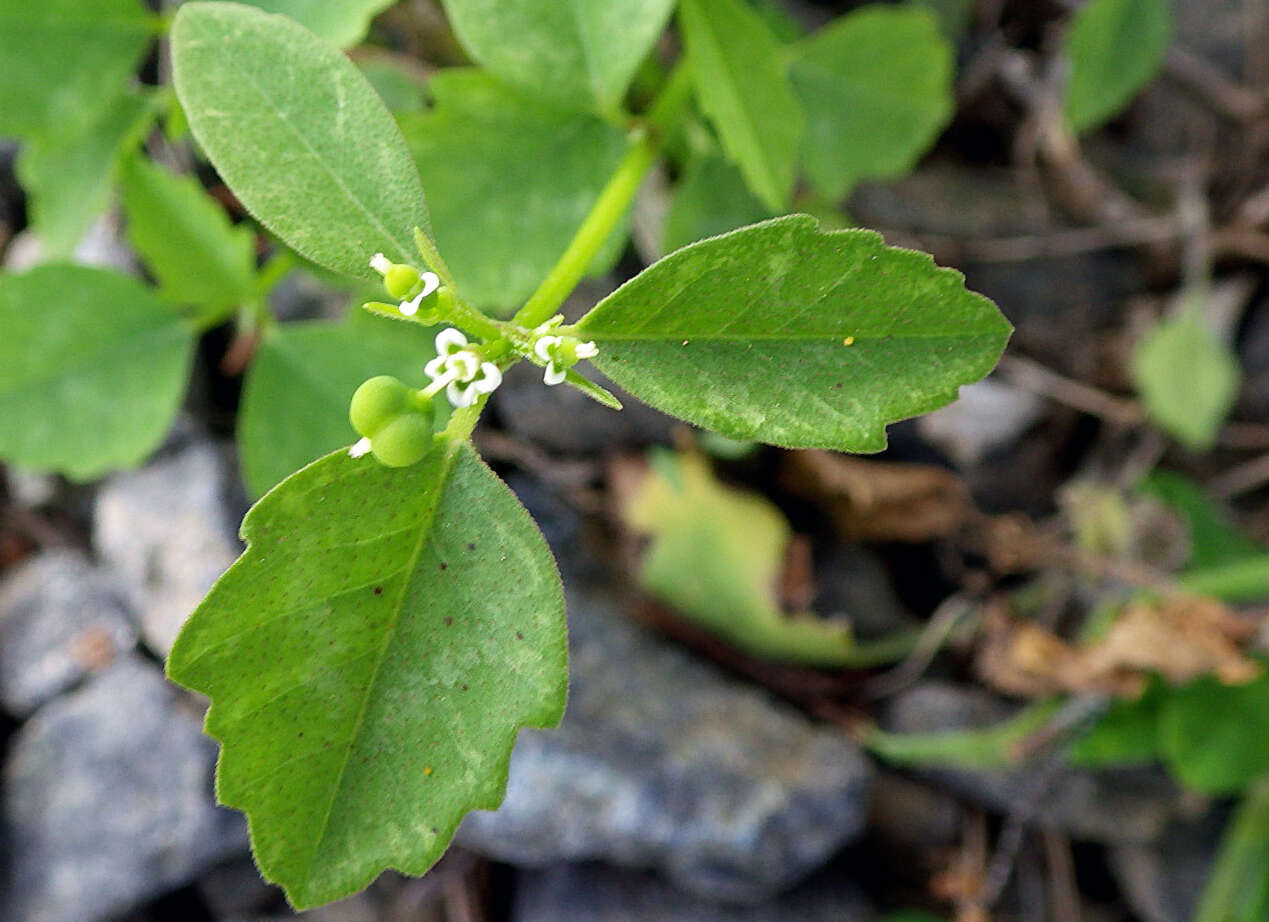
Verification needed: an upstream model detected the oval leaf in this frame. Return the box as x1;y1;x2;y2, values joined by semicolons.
679;0;804;212
399;70;628;311
577;215;1012;452
439;0;675;114
1063;0;1172;133
790;5;954;200
0;265;195;480
238;312;438;498
171;2;431;279
167;444;568;908
243;0;394;48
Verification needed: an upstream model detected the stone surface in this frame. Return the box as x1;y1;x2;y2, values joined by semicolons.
883;682;1185;843
3;657;247;922
93;439;242;656
0;549;136;716
1108;811;1223;922
457;583;874;903
917;378;1043;467
511;863;874;922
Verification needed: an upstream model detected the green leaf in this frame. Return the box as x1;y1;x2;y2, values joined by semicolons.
1160;673;1269;794
439;0;675;114
1194;777;1269;922
1131;311;1241;451
239;0;394;48
1063;0;1172;133
1068;687;1161;767
167;443;567;908
0;0;153;139
171;2;431;281
679;0;804;211
399;70;627;310
864;700;1061;771
790;5;954;201
238;312;438;498
359;54;428;114
662;153;772;255
577;215;1012;452
0;265;195;480
15;90;156;260
624;450;860;666
120;154;256;313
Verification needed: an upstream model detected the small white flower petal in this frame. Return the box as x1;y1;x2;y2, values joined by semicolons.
369;253;392;275
574;341;599;359
424;356;448;380
447;381;476;408
349;437;373;458
435;327;468;355
534;335;561;362
398;292;422;317
449;351;480;381
474;362;503;394
418;272;440;298
543;362;567;386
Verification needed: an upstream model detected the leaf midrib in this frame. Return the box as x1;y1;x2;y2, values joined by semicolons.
299;442;461;895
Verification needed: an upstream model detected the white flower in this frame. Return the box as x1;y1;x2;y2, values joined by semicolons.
424;329;502;407
397;271;440;316
369;253;393;275
349;436;373;459
534;335;599;386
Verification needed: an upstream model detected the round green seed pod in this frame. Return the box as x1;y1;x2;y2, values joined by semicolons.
384;265;422;300
349;375;409;438
370;413;432;467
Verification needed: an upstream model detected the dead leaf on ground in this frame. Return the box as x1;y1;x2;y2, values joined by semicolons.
978;595;1261;698
781;450;971;542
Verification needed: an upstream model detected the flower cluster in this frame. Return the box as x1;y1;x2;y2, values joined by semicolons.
425;329;502;408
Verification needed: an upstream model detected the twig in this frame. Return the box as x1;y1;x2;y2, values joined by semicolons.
996;355;1143;427
1165;45;1267;121
865;594;979;699
1211;452;1269;498
1042;827;1084;922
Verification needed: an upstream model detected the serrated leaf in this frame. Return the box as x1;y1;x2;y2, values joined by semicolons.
679;0;803;212
438;0;675;114
1063;0;1172;133
662;153;771;255
120;154;256;312
1131;311;1241;451
238;312;438;498
0;0;153;139
399;70;627;310
624;450;858;665
171;2;431;280
0;265;195;480
790;5;954;201
167;443;567;908
1160;673;1269;794
241;0;394;48
15;90;157;260
576;215;1012;452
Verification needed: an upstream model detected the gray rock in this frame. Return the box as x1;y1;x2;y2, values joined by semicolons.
458;584;874;903
512;863;874;922
883;682;1185;843
1109;811;1223;922
0;549;136;716
3;657;247;922
93;439;242;656
917;378;1043;467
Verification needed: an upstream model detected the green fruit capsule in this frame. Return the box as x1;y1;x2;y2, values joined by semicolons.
384;264;422;300
370;413;432;468
349;375;410;438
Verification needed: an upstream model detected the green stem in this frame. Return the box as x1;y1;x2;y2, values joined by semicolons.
436;290;506;343
644;57;694;136
512;129;657;330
